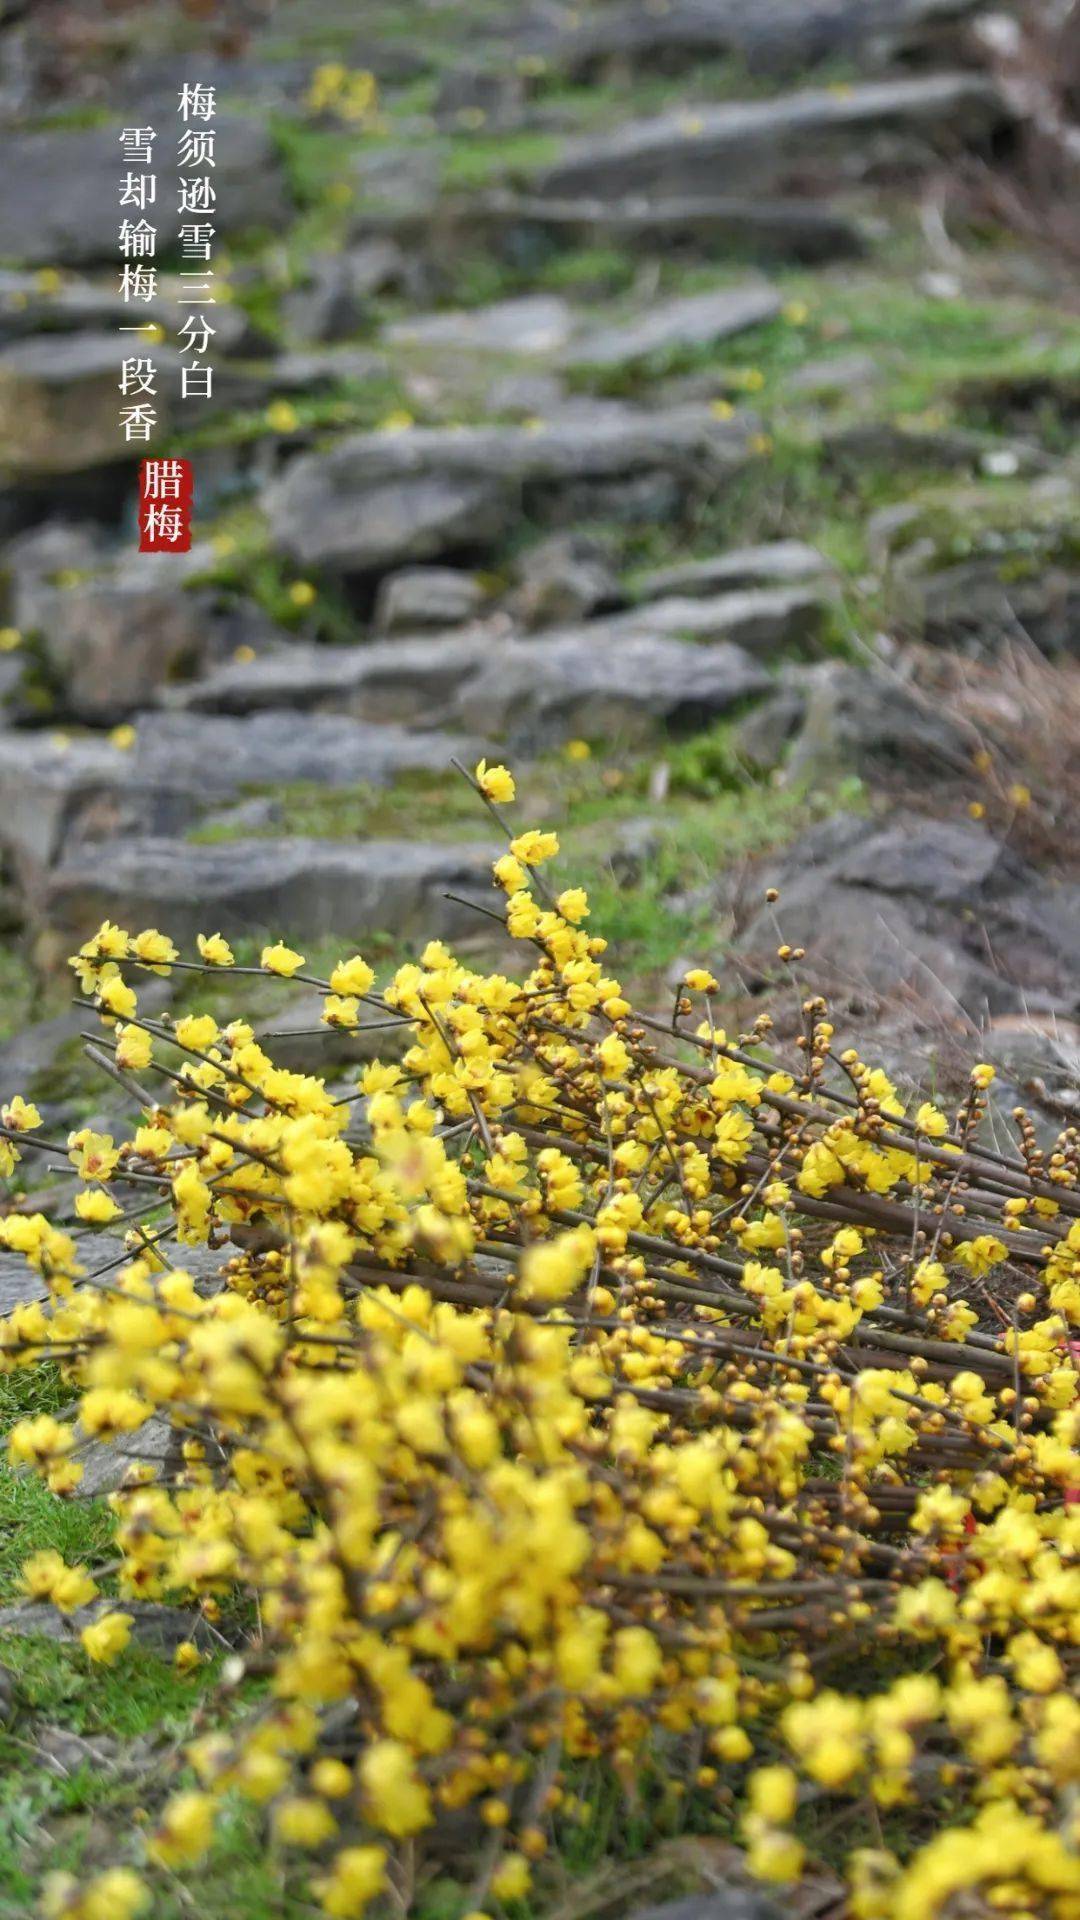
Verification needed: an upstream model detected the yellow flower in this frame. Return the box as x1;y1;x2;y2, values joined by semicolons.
261;942;305;978
175;1013;219;1053
329;954;375;998
266;400;300;434
148;1791;216;1867
289;580;317;608
509;828;559;865
565;737;591;761
115;1022;153;1071
318;1845;387;1918
79;1870;149;1920
75;1188;122;1225
81;1610;134;1665
68;1129;119;1181
133;928;177;972
273;1796;339;1846
359;1740;432;1837
174;1640;202;1674
109;723;137;751
749;1765;799;1823
474;759;516;804
0;627;22;651
197;931;234;966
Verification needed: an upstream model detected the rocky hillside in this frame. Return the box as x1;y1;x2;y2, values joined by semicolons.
0;0;1079;1148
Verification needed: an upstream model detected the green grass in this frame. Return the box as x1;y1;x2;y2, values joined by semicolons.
442;129;563;190
0;1637;273;1920
0;1465;114;1605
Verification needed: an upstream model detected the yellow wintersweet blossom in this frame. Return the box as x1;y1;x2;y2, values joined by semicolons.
474;759;516;804
81;1611;134;1665
260;942;305;978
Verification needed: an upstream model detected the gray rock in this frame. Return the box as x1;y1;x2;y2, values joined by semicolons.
484;369;568;417
0;268;253;354
609;819;664;885
282;241;408;343
603;586;827;656
13;554;218;720
0;117;289;267
0;711;486;881
0;519;106;589
163;633;492;721
635;541;828;602
473;190;865;264
520;0;985;83
164;625;768;748
448;630;771;750
435;63;526;130
256;347;389;394
0;1235;224;1317
512;533;623;627
73;1414;174;1498
0;335;174;484
0;334;248;484
564;283;781;370
374;567;486;633
0;1600;209;1651
783;662;975;780
386;294;574;357
264;403;754;572
787;350;882;396
0;731;201;882
737;811;1080;1023
253;988;409;1074
201;796;283;837
898;556;1080;658
43;835;495;950
352;141;449;217
536;75;1007;200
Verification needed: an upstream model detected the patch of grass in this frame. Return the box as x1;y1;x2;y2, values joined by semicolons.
442;129;563;190
0;1470;114;1604
0;1636;215;1750
566;777;836;985
0;1639;268;1920
0;1363;71;1435
166;365;411;463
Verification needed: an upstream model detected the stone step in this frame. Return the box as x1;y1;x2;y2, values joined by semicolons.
466;190;867;264
263;401;756;572
160;604;808;742
0;711;487;885
43;835;496;951
534;74;1008;202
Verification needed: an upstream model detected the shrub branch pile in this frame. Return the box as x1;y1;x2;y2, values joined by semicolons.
0;763;1077;1920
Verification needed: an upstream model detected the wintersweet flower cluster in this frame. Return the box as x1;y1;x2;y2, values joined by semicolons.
1;763;1077;1920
